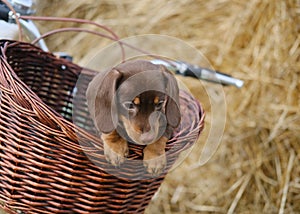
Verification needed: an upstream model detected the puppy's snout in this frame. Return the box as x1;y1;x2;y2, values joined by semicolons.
140;111;167;144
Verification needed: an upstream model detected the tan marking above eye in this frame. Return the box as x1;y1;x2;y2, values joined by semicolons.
133;97;140;105
154;96;160;104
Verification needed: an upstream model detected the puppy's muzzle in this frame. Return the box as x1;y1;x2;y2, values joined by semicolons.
142;111;167;144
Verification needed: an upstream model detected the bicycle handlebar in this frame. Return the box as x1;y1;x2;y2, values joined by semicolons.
151;60;244;88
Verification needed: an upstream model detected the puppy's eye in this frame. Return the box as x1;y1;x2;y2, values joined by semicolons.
123;101;136;111
155;100;165;110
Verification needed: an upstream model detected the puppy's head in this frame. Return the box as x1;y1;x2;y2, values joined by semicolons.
86;60;181;145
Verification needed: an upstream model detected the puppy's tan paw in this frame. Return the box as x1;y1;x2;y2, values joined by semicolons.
143;153;166;176
102;132;129;167
143;137;167;176
143;136;167;176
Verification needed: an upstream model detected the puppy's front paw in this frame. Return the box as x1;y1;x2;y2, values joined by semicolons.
102;132;129;167
104;140;129;167
143;152;166;176
143;137;167;176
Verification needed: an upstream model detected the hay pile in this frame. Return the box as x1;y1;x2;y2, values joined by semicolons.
33;0;300;213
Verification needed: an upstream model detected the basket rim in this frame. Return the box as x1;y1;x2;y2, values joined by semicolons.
0;39;205;150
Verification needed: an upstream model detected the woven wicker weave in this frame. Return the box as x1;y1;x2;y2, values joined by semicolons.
0;40;204;214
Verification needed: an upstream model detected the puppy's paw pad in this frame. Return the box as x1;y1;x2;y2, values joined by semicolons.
143;155;166;176
104;142;129;167
105;152;124;167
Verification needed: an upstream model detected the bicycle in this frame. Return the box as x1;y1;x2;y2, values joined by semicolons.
0;1;243;213
0;0;243;88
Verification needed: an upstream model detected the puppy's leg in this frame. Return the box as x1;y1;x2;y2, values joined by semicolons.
143;136;167;176
101;130;129;167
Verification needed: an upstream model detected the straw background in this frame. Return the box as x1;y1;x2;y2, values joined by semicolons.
6;0;300;213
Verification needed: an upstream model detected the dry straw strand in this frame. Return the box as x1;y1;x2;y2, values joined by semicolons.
279;150;295;214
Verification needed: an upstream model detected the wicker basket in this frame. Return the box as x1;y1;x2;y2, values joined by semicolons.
0;40;204;214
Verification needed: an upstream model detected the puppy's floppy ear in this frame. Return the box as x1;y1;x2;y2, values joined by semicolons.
161;66;181;128
86;69;123;133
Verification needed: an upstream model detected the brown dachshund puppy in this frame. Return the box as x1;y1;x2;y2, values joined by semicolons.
86;60;181;175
